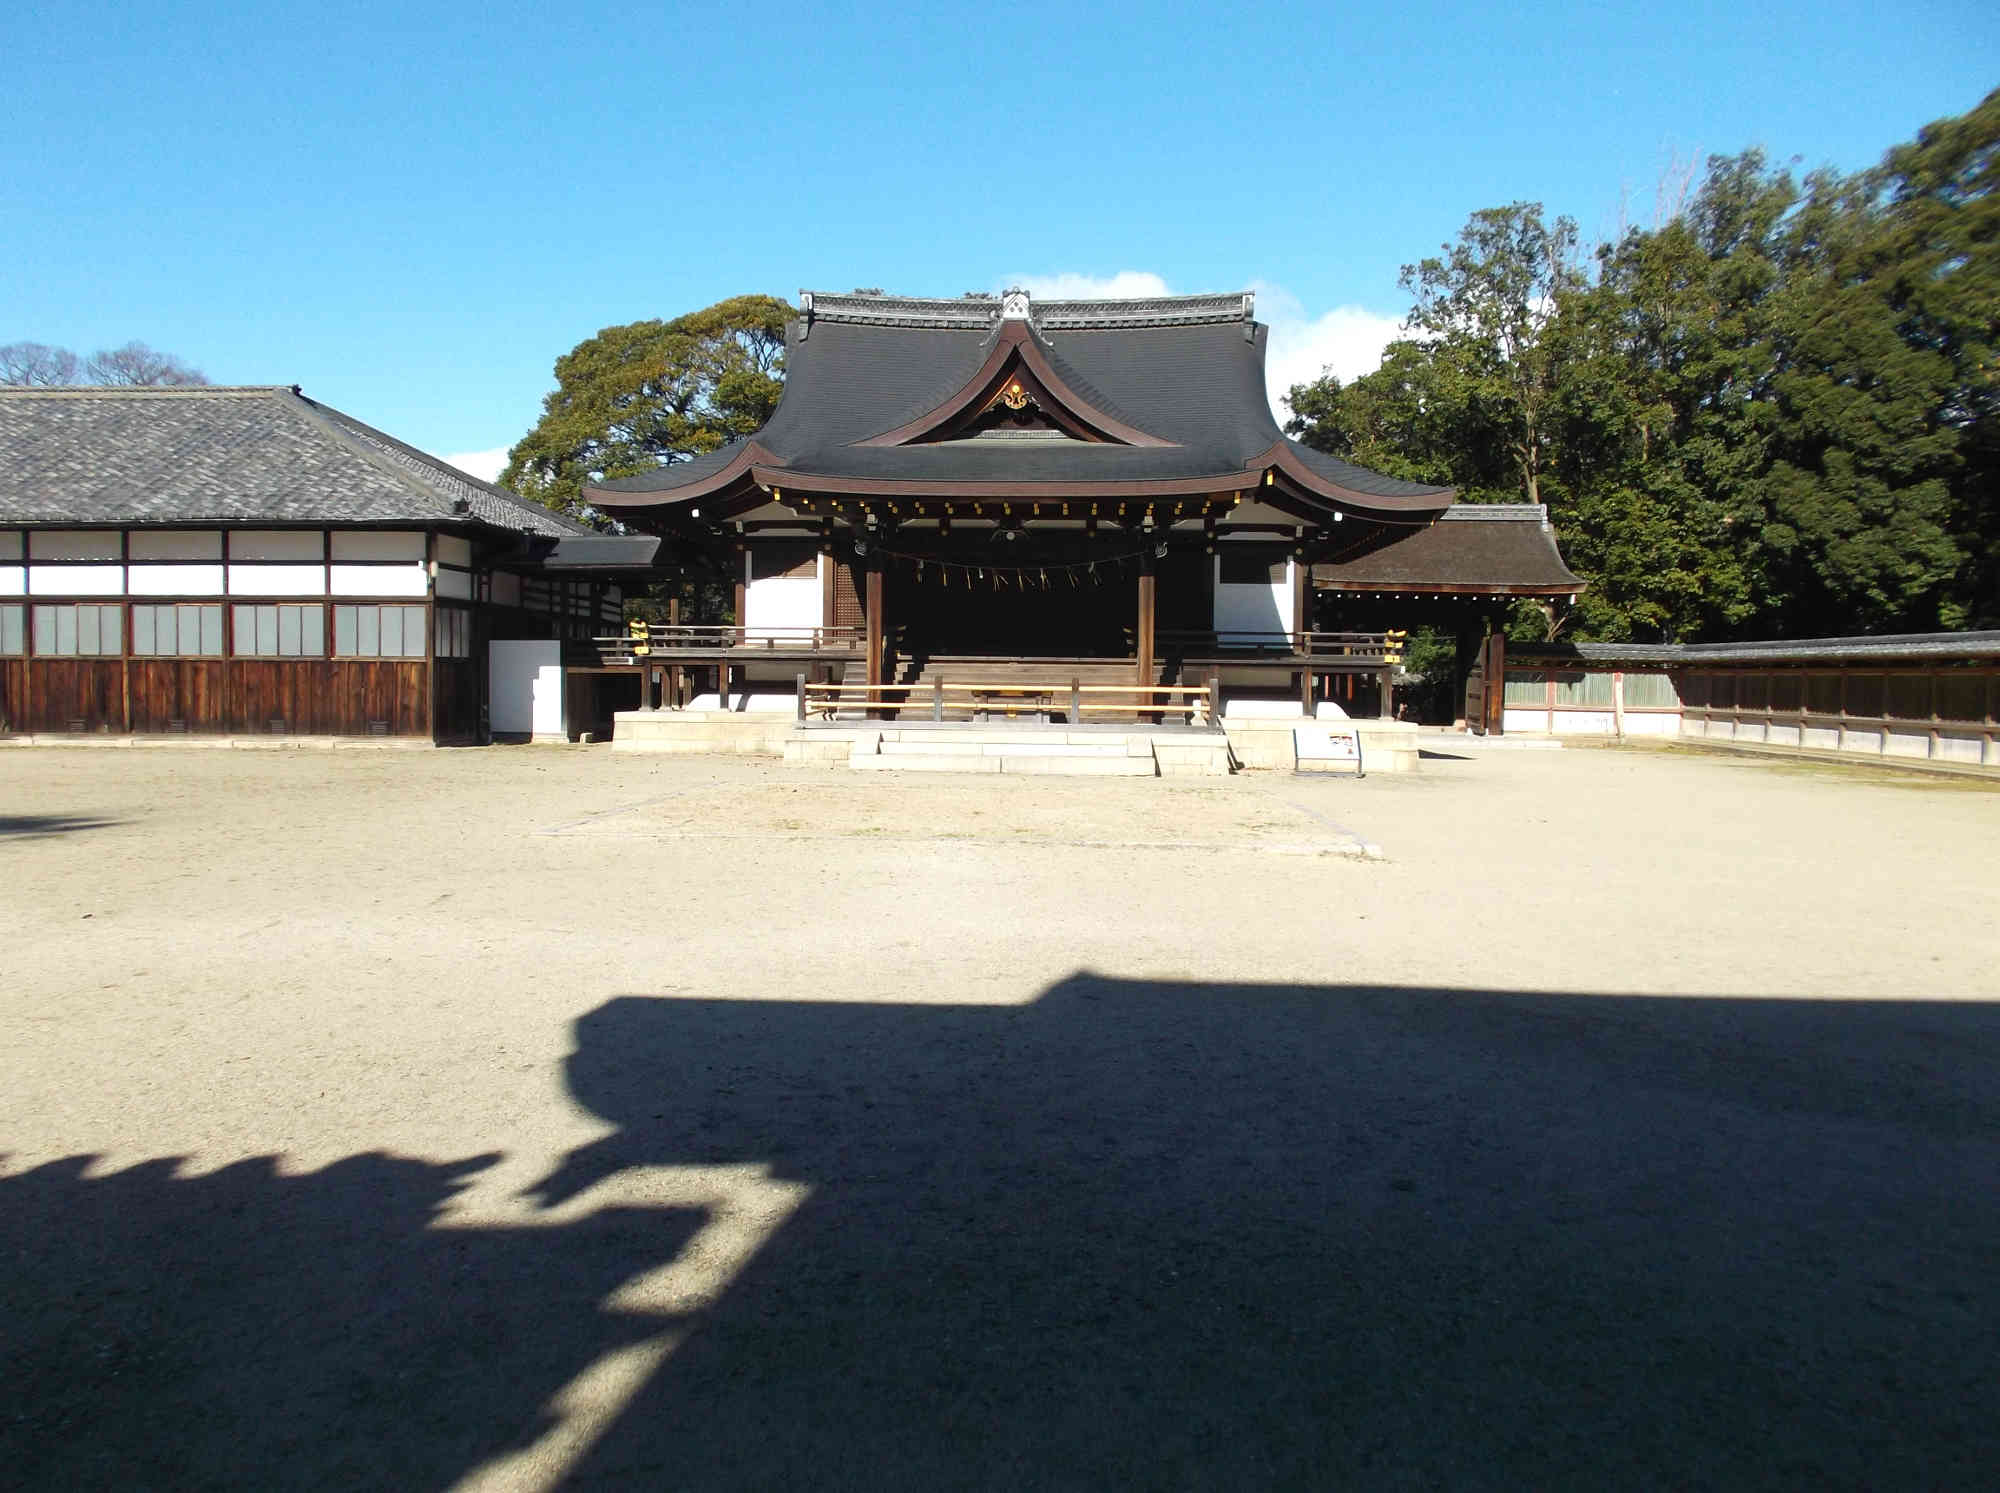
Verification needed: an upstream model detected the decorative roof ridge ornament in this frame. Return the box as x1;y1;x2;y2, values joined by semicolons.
798;289;1256;332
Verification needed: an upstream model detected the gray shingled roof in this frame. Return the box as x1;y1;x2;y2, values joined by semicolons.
0;386;591;538
1515;632;2000;666
590;293;1454;509
1313;504;1584;592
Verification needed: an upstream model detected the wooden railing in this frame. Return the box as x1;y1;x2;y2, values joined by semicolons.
1158;629;1405;662
577;625;866;665
797;676;1214;727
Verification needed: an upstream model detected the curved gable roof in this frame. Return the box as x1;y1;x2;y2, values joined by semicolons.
588;291;1454;521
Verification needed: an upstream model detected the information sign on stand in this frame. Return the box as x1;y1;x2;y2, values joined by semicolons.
1293;724;1365;778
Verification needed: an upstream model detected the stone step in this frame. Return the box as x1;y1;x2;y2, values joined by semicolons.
875;738;1140;758
849;750;1157;776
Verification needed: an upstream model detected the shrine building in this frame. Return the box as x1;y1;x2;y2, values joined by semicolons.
584;289;1577;739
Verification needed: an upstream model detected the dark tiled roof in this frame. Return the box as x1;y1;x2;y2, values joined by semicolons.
0;386;589;538
1313;505;1583;593
590;292;1454;513
1517;633;2000;666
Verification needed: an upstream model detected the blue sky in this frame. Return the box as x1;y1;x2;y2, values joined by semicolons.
4;0;1992;477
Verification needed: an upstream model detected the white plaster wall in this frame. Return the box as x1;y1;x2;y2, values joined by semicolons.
1884;730;1930;759
1766;723;1803;746
332;530;425;562
129;563;226;596
330;563;428;597
0;566;23;596
435;535;473;568
29;530;120;561
1937;735;1983;764
29;564;123;595
744;574;821;638
489;640;564;738
228;564;325;596
1621;713;1681;737
1802;726;1841;751
0;532;21;561
1212;555;1291;642
436;568;473;600
231;531;324;561
130;531;222;560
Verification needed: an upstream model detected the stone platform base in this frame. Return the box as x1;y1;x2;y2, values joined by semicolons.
614;711;1237;775
1223;718;1420;773
823;727;1234;776
610;710;797;755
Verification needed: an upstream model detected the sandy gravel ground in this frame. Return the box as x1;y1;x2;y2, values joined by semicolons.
3;743;1997;1489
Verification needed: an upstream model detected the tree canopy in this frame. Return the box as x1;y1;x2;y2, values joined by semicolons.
500;295;790;522
1288;87;1999;641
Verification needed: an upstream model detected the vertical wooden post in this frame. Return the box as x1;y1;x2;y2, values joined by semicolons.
932;677;944;721
118;529;132;734
717;659;729;711
1290;554;1308;648
1379;671;1394;720
1136;551;1156;693
1070;677;1081;726
1208;672;1221;728
865;551;885;719
732;545;747;633
667;593;682;709
1298;663;1313;715
820;544;835;643
796;672;807;723
1486;628;1507;735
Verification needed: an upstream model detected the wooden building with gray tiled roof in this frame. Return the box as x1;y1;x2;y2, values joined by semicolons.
0;385;655;741
586;288;1579;728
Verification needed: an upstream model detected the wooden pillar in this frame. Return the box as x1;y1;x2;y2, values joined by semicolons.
820;545;836;642
865;551;885;717
667;594;682;709
1136;550;1156;693
1299;663;1313;715
1485;628;1507;736
1290;554;1308;646
1379;670;1395;720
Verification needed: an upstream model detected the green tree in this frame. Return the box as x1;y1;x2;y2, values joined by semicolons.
1400;203;1586;511
501;295;790;522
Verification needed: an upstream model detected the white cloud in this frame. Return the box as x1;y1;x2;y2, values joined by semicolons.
441;446;510;483
1003;270;1172;301
1253;282;1406;426
998;271;1404;427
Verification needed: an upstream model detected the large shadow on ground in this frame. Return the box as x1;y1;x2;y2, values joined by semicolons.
6;977;1999;1489
547;978;2000;1489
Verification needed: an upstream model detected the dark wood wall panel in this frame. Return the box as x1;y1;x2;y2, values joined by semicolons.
434;659;480;742
230;660;332;735
25;660;125;732
129;661;229;732
0;659;24;733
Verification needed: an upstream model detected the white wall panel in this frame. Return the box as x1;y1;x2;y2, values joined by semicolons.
228;563;326;596
332;530;424;562
129;530;222;560
435;535;473;567
744;574;820;637
0;566;23;596
489;640;564;738
29;563;123;595
330;563;428;597
436;568;473;600
29;530;121;561
0;532;24;561
1213;556;1291;642
231;530;324;561
129;563;226;596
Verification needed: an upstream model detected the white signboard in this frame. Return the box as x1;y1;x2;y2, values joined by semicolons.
1294;724;1364;777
